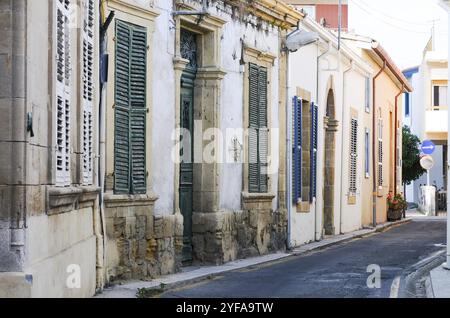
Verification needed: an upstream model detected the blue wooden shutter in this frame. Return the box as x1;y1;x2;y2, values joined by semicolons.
292;96;302;203
310;103;318;202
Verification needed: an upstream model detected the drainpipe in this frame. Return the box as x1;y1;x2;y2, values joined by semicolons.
394;85;405;196
372;61;386;227
97;4;114;288
286;50;292;250
339;60;353;234
314;41;332;241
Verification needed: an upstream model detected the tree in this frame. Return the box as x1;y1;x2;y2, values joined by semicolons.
402;126;425;185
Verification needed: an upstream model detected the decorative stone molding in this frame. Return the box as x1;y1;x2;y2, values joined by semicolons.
173;57;190;72
242;192;276;203
325;117;339;132
196;67;227;80
47;186;100;215
243;45;277;65
107;0;160;21
103;193;158;208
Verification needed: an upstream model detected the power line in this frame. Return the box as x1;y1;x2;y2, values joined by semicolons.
355;0;440;26
352;0;439;34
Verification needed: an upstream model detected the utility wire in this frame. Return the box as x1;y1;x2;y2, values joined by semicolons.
355;0;440;26
352;0;441;34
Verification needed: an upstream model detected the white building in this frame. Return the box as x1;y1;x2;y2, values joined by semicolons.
287;17;372;246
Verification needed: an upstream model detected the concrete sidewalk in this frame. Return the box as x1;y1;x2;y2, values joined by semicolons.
95;217;412;298
428;264;450;298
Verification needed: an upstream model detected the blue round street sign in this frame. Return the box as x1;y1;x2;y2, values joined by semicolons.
421;140;435;155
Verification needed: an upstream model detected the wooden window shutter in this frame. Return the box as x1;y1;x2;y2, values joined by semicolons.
82;0;94;185
129;26;147;194
114;21;148;194
310;103;318;202
349;118;358;194
55;0;71;186
377;118;383;187
248;63;259;193
292;96;302;203
248;63;268;193
258;66;268;193
114;21;132;194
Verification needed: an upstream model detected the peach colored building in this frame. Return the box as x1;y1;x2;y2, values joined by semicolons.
343;34;412;225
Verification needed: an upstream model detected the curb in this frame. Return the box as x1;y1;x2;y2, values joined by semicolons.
97;218;412;298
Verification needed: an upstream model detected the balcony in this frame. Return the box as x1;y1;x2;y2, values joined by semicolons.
425;107;448;141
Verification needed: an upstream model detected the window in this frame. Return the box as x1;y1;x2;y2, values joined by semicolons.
82;0;94;185
365;77;370;113
349;118;358;194
292;96;302;203
55;0;71;186
377;115;383;188
310;102;318;202
365;128;370;178
248;63;268;193
433;84;448;109
292;97;317;203
114;20;148;194
405;92;410;117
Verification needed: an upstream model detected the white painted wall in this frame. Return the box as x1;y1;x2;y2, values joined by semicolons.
288;18;369;246
150;0;283;215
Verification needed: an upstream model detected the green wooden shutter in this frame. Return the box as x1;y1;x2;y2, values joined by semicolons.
114;21;131;194
130;26;147;194
248;63;259;193
258;66;268;193
248;63;268;193
114;20;147;194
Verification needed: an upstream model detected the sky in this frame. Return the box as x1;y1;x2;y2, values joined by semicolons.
348;0;449;70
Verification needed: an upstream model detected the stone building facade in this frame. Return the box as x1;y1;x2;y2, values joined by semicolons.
0;0;101;297
101;0;302;284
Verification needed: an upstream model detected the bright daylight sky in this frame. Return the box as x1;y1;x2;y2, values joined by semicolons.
348;0;449;70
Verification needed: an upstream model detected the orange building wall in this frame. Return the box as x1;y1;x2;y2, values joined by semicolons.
315;4;348;30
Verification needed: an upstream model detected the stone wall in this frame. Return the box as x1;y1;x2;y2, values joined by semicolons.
192;194;287;265
104;194;183;282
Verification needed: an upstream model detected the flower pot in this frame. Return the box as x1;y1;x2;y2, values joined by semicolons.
388;208;403;221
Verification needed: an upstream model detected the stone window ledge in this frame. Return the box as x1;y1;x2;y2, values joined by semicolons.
242;192;276;203
347;195;357;205
103;192;158;208
296;201;310;213
47;186;100;215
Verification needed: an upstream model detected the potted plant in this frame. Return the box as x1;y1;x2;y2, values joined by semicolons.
387;192;407;221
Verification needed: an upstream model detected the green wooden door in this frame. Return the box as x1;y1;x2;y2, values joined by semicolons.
179;29;197;263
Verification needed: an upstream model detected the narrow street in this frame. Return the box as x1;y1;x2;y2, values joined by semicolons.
161;218;446;298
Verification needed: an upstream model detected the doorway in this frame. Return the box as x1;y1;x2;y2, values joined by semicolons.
179;29;198;263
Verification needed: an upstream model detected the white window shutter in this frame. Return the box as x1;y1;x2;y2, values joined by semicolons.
55;0;71;186
82;0;94;185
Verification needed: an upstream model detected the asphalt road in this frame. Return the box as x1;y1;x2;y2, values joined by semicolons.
161;218;446;298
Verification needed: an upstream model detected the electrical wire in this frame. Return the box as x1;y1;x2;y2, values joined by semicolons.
355;0;439;26
352;0;441;34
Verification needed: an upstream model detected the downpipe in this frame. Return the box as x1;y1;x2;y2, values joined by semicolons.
286;49;292;250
